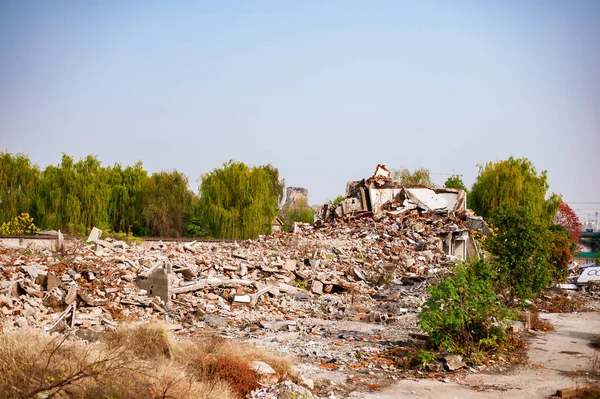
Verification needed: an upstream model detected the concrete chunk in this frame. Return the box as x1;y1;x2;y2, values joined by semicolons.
87;227;102;243
311;280;323;294
284;259;297;272
136;268;171;303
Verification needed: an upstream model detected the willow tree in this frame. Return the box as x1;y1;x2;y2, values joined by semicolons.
199;161;284;239
142;170;193;237
36;154;112;234
469;157;561;224
0;153;40;224
107;162;148;234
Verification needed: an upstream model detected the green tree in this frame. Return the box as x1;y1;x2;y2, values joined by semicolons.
393;167;434;187
486;205;552;302
0;153;40;224
198;161;284;239
444;175;467;192
469;157;561;223
107;162;148;234
283;198;314;228
36;154;112;235
142;171;194;237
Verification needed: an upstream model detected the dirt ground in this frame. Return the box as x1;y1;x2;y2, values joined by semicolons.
292;308;600;399
352;310;600;399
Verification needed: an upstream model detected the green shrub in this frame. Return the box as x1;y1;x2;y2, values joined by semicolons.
415;350;436;368
418;259;514;360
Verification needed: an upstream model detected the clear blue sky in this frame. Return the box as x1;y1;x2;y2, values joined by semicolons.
0;1;599;220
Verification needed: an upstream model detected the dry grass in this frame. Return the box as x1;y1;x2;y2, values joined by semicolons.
0;323;295;399
175;335;298;398
102;322;175;360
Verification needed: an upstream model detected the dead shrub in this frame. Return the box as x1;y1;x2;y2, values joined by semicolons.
0;330;132;399
175;336;297;398
528;308;554;332
0;323;292;399
0;327;237;399
101;322;174;360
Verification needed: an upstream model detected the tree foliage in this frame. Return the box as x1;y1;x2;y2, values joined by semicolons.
198;161;284;239
0;153;40;224
142;171;194;237
486;205;552;302
469;157;561;223
548;225;575;282
329;195;344;206
283;198;314;228
444;175;467;192
554;202;582;243
393;168;434;187
0;152;196;237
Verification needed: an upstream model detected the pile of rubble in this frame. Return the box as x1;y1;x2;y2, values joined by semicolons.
0;165;489;338
0;165;496;396
0;202;480;336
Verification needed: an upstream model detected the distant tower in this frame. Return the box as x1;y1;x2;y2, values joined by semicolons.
283;187;309;209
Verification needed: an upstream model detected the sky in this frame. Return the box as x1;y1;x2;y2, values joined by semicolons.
0;0;599;221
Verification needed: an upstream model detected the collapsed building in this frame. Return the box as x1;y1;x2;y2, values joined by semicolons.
318;164;488;260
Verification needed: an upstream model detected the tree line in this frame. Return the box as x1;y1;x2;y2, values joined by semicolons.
0;153;285;239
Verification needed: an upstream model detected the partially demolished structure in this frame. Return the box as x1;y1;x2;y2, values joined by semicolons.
319;164;486;260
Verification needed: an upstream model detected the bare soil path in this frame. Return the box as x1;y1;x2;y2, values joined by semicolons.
352;311;600;399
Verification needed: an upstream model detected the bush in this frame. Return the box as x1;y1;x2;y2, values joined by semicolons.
418;259;514;360
0;213;39;235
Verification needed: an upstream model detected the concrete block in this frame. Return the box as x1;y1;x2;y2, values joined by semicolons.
311;280;323;294
87;227;102;243
136;268;171;303
284;259;297;272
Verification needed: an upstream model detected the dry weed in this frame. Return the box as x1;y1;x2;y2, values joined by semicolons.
102;322;174;360
0;325;258;399
175;336;297;398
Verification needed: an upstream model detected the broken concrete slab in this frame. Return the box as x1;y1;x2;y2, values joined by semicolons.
444;354;466;371
46;273;62;291
64;285;77;305
136;268;171;303
311;280;324;294
87;227;102;243
284;259;297;272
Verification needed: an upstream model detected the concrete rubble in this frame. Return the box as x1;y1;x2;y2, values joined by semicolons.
0;166;496;397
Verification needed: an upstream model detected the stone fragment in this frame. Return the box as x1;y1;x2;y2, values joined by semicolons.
204;315;226;327
444;354;466;371
311;280;323;294
136;268;171;303
64;285;77;305
233;295;251;305
46;273;62;291
87;227;102;243
284;259;297;272
95;239;114;249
